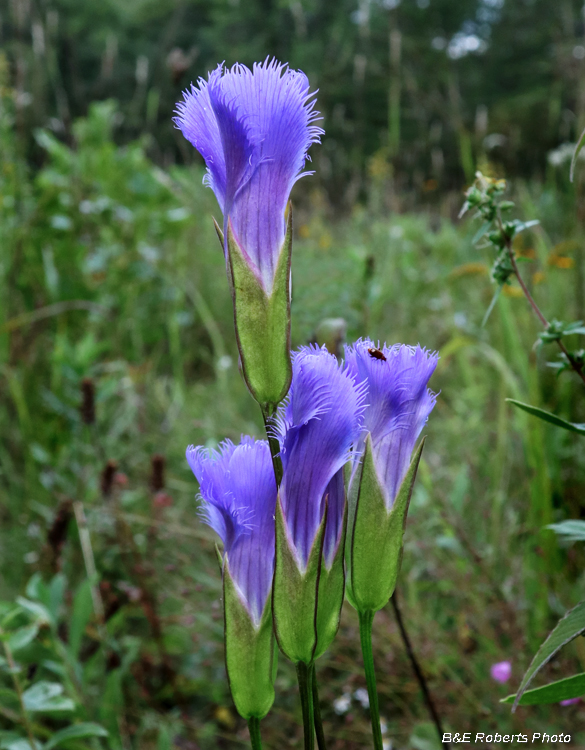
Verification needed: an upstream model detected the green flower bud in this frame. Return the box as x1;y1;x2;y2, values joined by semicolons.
223;558;276;720
272;498;326;665
226;211;293;412
346;436;425;613
313;502;347;660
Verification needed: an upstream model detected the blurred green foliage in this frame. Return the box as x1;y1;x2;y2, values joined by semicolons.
3;65;585;746
4;0;585;204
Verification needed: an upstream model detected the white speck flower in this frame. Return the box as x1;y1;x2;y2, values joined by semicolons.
353;687;370;708
333;693;352;715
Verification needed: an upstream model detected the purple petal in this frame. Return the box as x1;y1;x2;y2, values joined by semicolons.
321;469;345;570
186;436;276;625
275;345;366;569
174;65;228;209
345;339;438;510
174;59;323;292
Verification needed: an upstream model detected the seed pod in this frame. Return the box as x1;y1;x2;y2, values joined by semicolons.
80;378;96;425
150;454;165;492
101;459;118;498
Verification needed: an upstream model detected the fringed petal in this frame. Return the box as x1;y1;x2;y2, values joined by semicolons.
186;436;277;625
174;59;323;292
321;469;345;570
345;339;438;510
276;345;366;569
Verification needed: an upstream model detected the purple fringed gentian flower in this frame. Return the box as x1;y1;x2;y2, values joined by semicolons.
343;339;438;749
174;59;323;293
174;59;323;410
275;345;367;570
186;436;277;720
186;436;276;625
272;345;366;665
344;339;438;615
345;340;438;508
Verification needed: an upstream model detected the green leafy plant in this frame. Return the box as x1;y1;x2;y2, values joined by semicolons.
0;574;108;749
463;173;585;711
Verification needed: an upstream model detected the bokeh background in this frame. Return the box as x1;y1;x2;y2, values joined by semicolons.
2;0;585;748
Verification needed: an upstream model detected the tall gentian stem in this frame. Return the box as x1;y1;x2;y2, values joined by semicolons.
271;346;365;750
264;405;318;747
311;664;327;750
186;438;277;734
344;340;439;750
174;60;323;409
262;406;284;486
247;718;262;750
391;593;449;749
358;610;384;750
296;662;315;750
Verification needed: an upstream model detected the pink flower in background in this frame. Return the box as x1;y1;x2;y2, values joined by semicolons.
559;697;581;706
490;661;512;684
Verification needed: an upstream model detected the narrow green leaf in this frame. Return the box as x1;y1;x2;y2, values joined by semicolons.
7;624;39;652
481;286;502;328
514;219;540;233
1;739;42;750
506;399;585;435
471;220;491;245
503;672;585;706
45;723;108;749
25;574;45;602
547;520;585;543
15;598;51;626
212;217;224;249
0;733;41;750
48;575;66;626
512;600;585;711
571;125;585;182
22;682;75;713
69;580;93;659
156;727;172;750
214;543;223;572
100;669;123;745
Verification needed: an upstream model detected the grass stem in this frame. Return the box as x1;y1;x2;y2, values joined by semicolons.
311;663;327;749
2;635;39;749
261;405;283;486
247;717;262;750
357;609;384;750
390;594;449;750
296;661;315;750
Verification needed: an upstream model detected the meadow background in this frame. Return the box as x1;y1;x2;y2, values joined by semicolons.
2;0;585;748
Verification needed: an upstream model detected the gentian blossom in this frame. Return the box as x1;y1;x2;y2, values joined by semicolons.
344;339;438;508
490;661;512;684
186;436;277;626
174;59;323;293
273;344;367;569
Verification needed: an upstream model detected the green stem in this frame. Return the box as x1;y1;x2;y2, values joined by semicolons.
358;609;384;750
2;635;39;749
296;661;315;750
311;663;327;750
261;406;283;486
247;717;262;750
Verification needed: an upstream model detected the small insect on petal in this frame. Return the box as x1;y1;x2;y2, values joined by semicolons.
367;347;387;361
